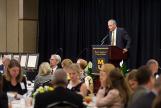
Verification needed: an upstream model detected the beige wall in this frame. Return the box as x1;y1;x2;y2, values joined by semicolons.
7;0;19;52
19;20;37;53
0;0;38;53
0;0;7;52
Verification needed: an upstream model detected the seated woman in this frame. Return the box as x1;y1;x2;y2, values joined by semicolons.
96;64;131;108
2;59;27;95
76;58;88;82
34;62;53;90
67;63;88;97
126;69;138;93
0;75;8;108
61;58;73;80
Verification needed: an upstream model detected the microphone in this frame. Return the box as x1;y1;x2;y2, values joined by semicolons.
101;34;109;45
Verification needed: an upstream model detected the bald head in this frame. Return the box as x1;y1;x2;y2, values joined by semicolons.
53;69;67;86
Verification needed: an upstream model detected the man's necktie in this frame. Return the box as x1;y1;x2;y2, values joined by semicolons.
111;31;115;45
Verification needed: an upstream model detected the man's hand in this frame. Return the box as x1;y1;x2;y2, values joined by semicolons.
123;48;128;53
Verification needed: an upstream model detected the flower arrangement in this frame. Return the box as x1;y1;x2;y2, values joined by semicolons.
85;61;93;77
32;86;54;97
120;60;128;76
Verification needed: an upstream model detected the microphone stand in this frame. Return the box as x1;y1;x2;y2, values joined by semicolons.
100;35;109;45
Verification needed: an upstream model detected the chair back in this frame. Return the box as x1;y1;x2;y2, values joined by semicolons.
46;101;79;108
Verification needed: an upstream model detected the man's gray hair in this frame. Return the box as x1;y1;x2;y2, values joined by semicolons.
51;54;61;64
146;59;159;67
108;19;117;25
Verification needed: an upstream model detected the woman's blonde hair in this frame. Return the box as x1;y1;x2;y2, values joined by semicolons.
5;59;23;82
99;63;115;73
77;59;87;70
99;63;115;87
38;62;51;76
68;63;81;77
61;59;73;68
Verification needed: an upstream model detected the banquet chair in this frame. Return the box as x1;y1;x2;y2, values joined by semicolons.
46;101;79;108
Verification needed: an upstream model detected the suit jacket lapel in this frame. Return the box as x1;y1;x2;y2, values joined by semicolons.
109;32;112;42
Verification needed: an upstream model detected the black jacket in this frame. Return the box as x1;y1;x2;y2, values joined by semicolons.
34;86;84;108
108;27;131;49
0;92;8;108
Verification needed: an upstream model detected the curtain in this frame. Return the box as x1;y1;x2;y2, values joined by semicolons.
38;0;161;68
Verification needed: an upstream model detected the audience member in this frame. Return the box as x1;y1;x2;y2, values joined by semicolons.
2;59;27;95
50;54;61;74
61;59;73;71
34;69;84;108
0;56;10;74
67;63;88;97
128;65;155;107
96;66;131;108
128;76;161;108
61;58;73;80
76;58;87;82
146;59;159;77
96;64;113;106
126;69;138;93
34;62;53;91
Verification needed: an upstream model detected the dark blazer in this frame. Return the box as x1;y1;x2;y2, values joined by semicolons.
2;76;27;95
128;86;149;108
34;86;84;108
108;27;131;49
128;91;156;108
0;92;8;108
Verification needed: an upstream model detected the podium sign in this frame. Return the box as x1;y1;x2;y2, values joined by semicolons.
92;45;109;73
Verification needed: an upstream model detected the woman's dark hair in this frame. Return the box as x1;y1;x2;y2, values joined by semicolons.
5;59;23;82
109;68;131;104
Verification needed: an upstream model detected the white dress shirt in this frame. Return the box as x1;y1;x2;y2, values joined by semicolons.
51;65;58;74
111;28;117;46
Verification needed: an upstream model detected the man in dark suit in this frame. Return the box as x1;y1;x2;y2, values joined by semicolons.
128;75;161;108
107;19;131;53
127;66;155;108
34;69;84;108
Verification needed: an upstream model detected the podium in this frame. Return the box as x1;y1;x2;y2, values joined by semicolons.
92;45;127;73
108;45;127;66
92;45;127;93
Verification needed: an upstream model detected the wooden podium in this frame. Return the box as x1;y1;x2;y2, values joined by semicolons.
108;45;128;66
92;45;127;93
92;45;127;73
